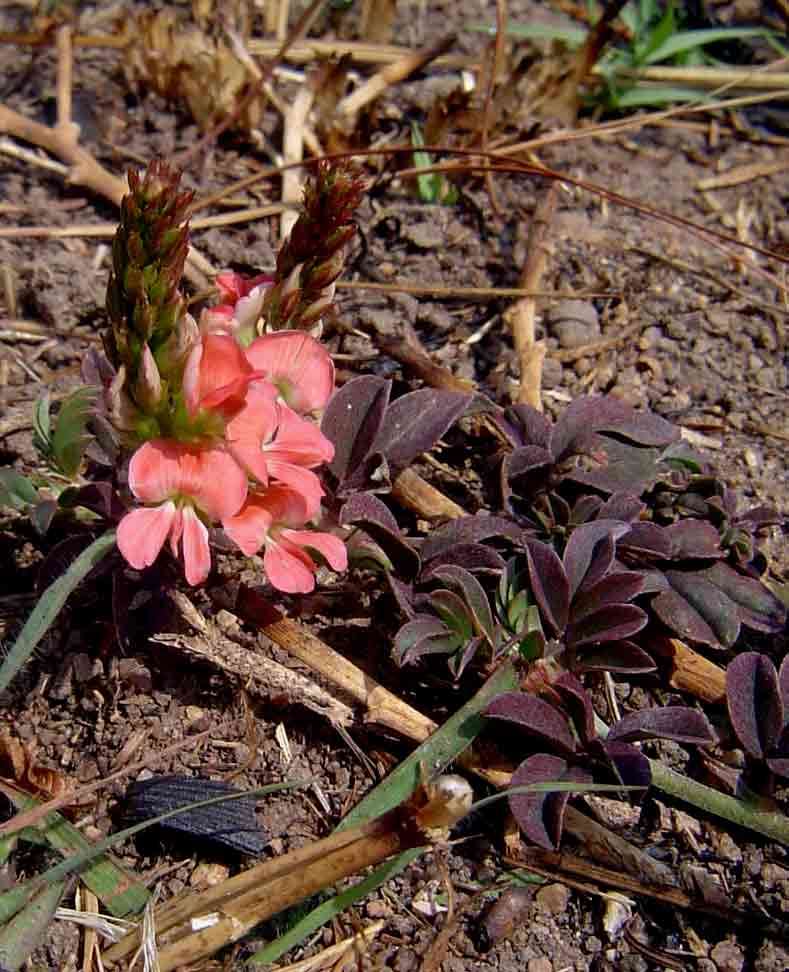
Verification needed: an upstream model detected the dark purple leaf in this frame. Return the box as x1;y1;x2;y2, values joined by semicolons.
337;451;391;497
569;495;604;525
664;520;723;559
566;604;648;648
420;543;506;576
485;692;576;756
387;574;416;618
767;753;789;779
421;516;525;563
431;588;474;636
339;492;420;578
599;493;644;522
508;755;592;850
571;572;645;623
525;540;570;636
651;589;721;647
726;652;782;760
322;376;390;483
448;635;485;678
657;571;741;648
393;617;456;665
598;740;651;790
430;565;494;640
574;640;656;674
551;396;616;461
504;404;553;449
373;388;470;471
619;522;672;561
552;672;596;747
609;707;716;746
780;656;789;716
507;445;553;481
703;562;786;634
569;438;664;495
563;521;628;600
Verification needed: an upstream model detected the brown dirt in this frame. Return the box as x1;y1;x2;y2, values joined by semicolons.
0;2;788;971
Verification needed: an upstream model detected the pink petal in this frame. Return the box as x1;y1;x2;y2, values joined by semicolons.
265;462;323;517
263;540;317;594
117;502;176;570
181;506;211;585
223;496;273;556
270;405;334;466
199;305;237;337
128;440;247;520
197;333;257;414
182;342;203;416
234;285;267;335
282;529;348;573
128;441;187;503
225;386;279;484
216;271;271;304
246;331;334;414
181;447;249;521
169;508;184;557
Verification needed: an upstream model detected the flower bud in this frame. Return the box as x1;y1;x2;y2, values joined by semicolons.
133;344;163;412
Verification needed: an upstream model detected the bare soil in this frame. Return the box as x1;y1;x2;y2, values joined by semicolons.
0;2;788;971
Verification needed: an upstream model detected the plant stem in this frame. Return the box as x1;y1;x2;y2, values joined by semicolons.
648;760;789;846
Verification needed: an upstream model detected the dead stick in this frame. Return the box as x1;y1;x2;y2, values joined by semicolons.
235;586;439;742
391;467;466;521
504;183;558;408
337;34;457;120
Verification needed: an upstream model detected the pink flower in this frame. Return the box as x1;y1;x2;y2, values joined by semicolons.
246;331;334;415
223;485;347;594
214;271;271;341
182;333;261;418
226;387;332;512
117;440;248;585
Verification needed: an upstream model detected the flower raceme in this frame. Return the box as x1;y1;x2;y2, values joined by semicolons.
116;309;343;593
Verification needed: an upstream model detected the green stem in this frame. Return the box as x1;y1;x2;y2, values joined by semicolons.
594;714;789;846
648;760;789;847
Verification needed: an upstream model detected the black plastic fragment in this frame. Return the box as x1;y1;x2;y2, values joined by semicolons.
124;775;269;857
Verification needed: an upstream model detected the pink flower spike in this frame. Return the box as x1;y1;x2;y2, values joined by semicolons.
216;271;271;304
246;331;334;414
183;333;262;418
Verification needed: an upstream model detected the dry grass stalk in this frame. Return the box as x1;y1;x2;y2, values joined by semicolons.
654;637;726;704
281;85;316;240
616;64;789;91
376;323;475;394
504;181;558;407
336;34;457;121
105;781;470;971
697;158;789;191
391;467;467;522
154;591;354;726
0;25;212;287
236;587;438;742
275;920;384;972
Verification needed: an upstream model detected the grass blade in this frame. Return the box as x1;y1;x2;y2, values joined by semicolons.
0;786;149;921
0;880;67;972
339;660;518;831
0;530;116;695
248;847;423;965
644;27;772;65
250;663;518;964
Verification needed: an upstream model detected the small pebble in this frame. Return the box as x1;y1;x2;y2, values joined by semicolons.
527;959;552;972
710;938;745;972
535;883;570;915
547;299;600;349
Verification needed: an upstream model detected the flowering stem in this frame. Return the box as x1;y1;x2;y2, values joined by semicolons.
647;760;789;847
594;714;789;847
